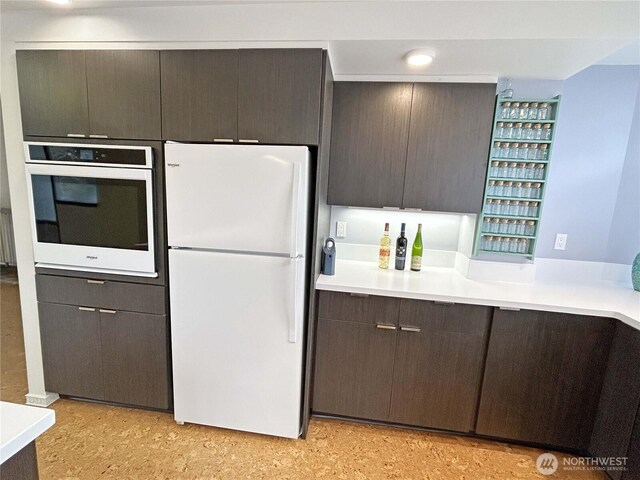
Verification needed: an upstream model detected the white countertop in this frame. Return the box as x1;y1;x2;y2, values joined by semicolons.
0;402;55;464
316;260;640;330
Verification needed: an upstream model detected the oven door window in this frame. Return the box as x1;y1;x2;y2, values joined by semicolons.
31;175;149;251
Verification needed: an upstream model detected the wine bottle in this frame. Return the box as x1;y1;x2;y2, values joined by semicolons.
378;223;391;269
411;223;423;272
395;223;407;270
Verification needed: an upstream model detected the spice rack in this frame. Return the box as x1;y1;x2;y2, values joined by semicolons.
474;96;561;259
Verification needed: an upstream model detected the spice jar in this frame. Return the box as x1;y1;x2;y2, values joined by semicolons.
537;102;549;120
539;144;549;160
510;102;520;119
519;102;529;119
528;102;539;120
500;102;511;119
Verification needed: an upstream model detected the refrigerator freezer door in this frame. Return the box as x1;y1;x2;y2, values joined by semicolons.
169;248;306;438
165;144;309;256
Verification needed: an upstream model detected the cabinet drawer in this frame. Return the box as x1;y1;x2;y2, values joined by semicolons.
318;291;400;325
36;274;166;314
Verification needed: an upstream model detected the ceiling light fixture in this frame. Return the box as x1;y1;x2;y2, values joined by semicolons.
47;0;72;5
406;50;434;67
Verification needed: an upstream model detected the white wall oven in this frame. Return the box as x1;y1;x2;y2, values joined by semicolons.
25;142;156;277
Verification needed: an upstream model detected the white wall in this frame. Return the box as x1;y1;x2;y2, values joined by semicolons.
328;206;473;253
536;65;640;261
606;88;640;264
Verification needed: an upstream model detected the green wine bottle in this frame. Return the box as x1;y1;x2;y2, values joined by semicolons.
411;224;423;272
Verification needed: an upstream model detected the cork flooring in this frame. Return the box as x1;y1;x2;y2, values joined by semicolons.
1;280;606;479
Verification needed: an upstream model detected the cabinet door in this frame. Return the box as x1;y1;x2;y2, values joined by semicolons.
623;404;640;480
590;323;640;480
403;83;495;213
101;311;169;409
161;50;238;142
86;50;161;140
38;302;104;400
313;318;397;421
238;49;322;145
476;309;614;450
16;50;89;137
328;82;412;208
389;300;491;432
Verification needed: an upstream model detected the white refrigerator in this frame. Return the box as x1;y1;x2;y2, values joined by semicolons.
165;143;310;439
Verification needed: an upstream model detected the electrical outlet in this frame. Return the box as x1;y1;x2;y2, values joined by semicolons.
336;221;347;238
554;233;568;250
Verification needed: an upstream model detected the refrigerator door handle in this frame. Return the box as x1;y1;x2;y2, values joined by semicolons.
289;160;302;258
289;255;302;343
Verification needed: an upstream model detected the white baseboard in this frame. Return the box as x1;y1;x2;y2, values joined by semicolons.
25;392;59;407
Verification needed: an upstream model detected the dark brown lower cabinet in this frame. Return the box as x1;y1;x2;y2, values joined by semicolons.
101;311;169;409
38;301;170;409
590;323;640;480
476;309;615;450
312;293;492;433
313;318;397;421
389;300;491;432
624;404;640;480
1;441;39;480
39;302;104;400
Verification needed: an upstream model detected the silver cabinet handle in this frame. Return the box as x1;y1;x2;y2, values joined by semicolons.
67;133;86;138
87;279;105;285
402;208;423;212
238;139;259;143
213;138;234;143
382;206;400;210
99;309;117;314
499;306;521;311
89;134;108;138
400;326;421;332
78;307;95;312
349;293;369;298
434;301;455;306
376;324;397;330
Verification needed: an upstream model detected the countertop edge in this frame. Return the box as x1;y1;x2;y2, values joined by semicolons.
0;404;55;464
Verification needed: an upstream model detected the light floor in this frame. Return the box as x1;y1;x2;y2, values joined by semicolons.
0;277;605;479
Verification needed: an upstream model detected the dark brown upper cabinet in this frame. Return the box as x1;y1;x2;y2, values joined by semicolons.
161;50;238;142
86;50;161;140
389;300;491;432
16;50;162;140
238;49;323;145
476;309;614;451
327;81;496;213
328;82;413;208
403;83;496;213
17;50;90;137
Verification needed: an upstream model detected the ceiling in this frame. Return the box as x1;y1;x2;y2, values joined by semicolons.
1;1;638;80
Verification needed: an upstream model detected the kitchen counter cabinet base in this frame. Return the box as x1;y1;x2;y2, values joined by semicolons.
389;300;491;432
476;309;614;451
313;318;397;422
1;441;39;480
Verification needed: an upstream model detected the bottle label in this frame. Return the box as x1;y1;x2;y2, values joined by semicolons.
411;255;422;270
379;249;390;257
